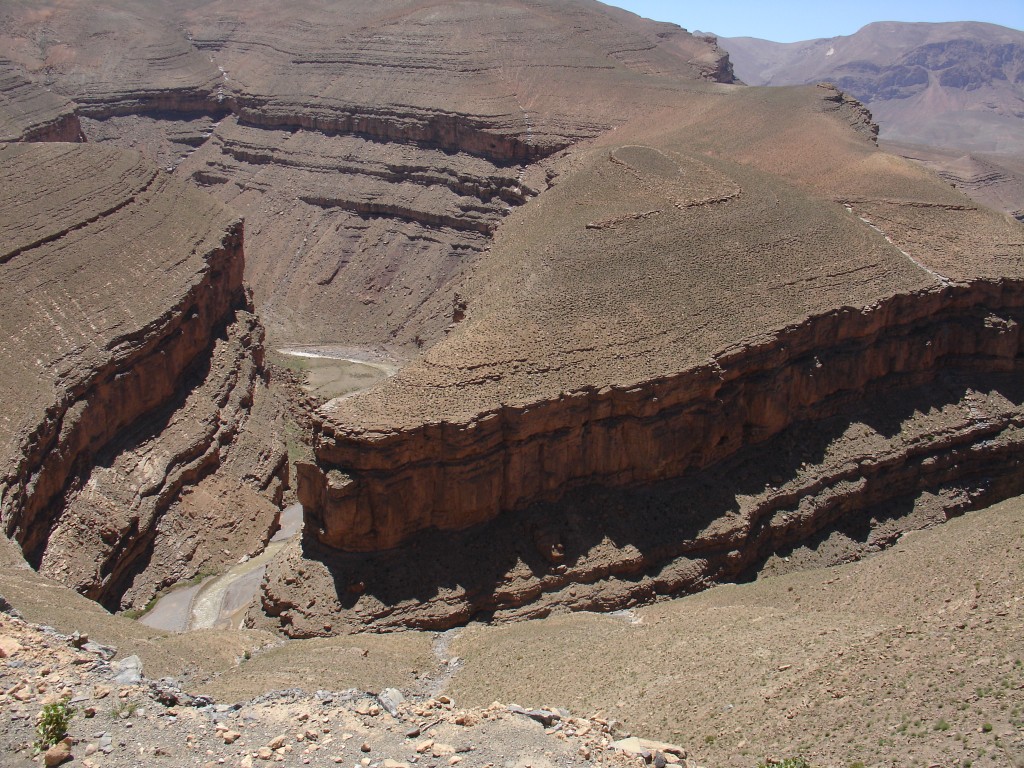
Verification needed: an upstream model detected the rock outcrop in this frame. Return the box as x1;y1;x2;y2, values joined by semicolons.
886;140;1024;222
298;283;1024;554
0;59;82;142
0;143;287;611
268;81;1024;631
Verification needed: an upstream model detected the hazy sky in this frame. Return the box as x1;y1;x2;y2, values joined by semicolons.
607;1;1024;42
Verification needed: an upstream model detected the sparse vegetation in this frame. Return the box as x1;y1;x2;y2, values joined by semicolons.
757;759;812;768
34;698;74;752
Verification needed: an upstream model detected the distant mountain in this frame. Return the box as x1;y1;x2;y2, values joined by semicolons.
721;21;1024;154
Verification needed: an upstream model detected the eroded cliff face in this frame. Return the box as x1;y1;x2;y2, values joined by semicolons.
264;281;1024;633
300;281;1024;553
262;76;1024;632
0;143;287;611
0;59;83;142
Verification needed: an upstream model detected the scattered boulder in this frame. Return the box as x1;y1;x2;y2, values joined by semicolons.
508;704;562;726
612;736;687;759
111;655;143;685
377;687;405;717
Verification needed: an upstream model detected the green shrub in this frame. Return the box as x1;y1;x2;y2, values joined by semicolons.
34;698;74;752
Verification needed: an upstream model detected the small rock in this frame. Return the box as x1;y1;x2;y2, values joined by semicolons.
378;688;405;717
383;760;410;768
84;743;98;756
508;705;561;726
0;634;22;658
267;735;287;750
360;742;371;753
43;738;72;767
111;655;143;685
223;731;242;744
431;743;455;757
611;737;686;759
415;739;434;754
257;746;273;760
82;642;116;661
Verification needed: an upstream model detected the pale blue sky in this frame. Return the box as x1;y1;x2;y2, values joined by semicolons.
606;1;1024;42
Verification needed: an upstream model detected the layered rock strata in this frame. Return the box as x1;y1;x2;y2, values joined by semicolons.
0;142;287;611
261;367;1024;634
884;140;1024;222
0;0;736;347
298;282;1024;554
0;59;82;142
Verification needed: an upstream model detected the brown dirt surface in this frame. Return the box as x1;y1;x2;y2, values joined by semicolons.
448;497;1024;767
1;492;1021;767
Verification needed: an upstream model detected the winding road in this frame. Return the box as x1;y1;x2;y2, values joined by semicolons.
141;504;302;632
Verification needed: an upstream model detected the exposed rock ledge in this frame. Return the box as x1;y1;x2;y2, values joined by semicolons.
300;280;1024;551
0;59;84;142
267;280;1024;633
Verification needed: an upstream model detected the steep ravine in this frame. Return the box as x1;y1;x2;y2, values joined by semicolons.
0;175;288;613
4;223;247;563
259;280;1024;632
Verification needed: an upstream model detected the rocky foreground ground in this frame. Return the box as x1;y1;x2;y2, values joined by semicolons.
0;605;696;768
2;494;1022;768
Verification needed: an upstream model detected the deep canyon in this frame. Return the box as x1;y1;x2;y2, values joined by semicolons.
0;0;1022;639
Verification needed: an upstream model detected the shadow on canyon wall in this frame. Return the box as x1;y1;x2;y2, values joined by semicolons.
293;368;1024;629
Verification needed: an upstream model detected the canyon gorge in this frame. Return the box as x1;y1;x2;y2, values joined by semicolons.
0;0;1022;638
2;3;1024;766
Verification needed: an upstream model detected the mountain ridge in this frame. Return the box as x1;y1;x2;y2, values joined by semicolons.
721;20;1024;154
